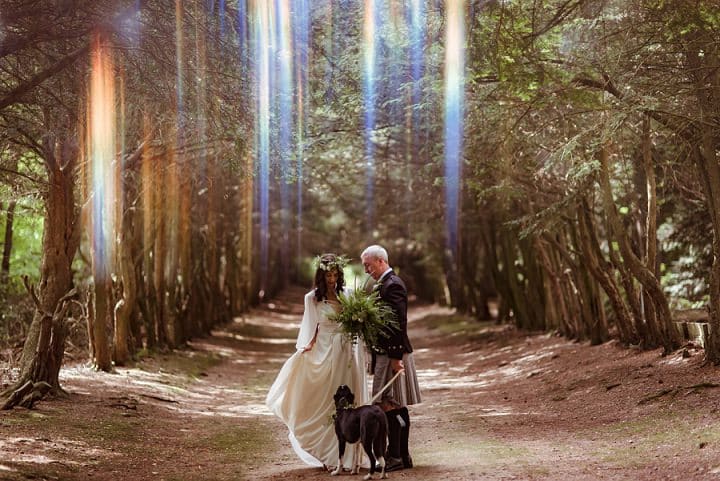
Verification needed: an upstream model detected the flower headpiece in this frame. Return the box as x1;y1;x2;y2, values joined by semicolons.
316;254;350;272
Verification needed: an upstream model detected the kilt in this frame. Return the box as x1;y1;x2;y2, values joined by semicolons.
371;352;421;407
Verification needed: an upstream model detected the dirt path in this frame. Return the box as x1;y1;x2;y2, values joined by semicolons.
2;286;720;481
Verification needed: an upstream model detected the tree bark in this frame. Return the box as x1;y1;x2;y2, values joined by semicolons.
2;136;80;404
598;145;678;353
141;137;157;348
113;184;136;366
1;200;17;281
683;34;720;363
576;198;636;344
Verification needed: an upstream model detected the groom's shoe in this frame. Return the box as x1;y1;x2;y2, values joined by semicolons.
384;457;404;472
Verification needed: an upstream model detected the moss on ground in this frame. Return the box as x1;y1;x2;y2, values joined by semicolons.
586;409;720;467
230;321;292;339
414;435;533;468
135;349;223;383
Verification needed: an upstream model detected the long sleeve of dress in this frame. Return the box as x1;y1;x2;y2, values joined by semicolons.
295;291;318;351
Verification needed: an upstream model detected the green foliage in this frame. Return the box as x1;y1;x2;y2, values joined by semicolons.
0;194;43;347
329;288;398;350
1;201;44;284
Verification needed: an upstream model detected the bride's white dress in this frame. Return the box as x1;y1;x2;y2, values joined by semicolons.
266;289;368;468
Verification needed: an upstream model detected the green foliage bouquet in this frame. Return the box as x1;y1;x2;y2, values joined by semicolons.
329;288;398;350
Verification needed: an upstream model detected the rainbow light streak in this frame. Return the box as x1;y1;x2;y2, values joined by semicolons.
219;0;226;37
443;0;465;254
410;0;424;103
277;0;293;262
237;0;248;64
119;0;142;48
195;0;207;180
294;0;310;264
254;1;271;291
175;0;184;108
89;33;118;281
323;0;334;100
386;1;404;124
363;0;377;231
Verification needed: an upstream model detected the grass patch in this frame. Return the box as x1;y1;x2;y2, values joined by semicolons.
416;313;490;334
195;419;274;476
589;410;720;466
165;351;223;379
231;321;291;339
137;349;223;382
415;313;510;346
0;410;49;427
0;463;63;481
68;417;139;442
414;435;532;467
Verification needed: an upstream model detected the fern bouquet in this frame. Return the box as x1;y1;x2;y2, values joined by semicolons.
329;289;398;350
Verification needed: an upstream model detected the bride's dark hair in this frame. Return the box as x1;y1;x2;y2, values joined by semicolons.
314;253;346;302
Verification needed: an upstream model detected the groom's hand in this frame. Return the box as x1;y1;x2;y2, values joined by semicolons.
391;358;404;373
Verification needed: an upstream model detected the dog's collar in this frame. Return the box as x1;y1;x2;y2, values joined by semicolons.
330;402;355;424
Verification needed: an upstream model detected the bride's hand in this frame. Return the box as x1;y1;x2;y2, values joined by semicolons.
302;341;315;353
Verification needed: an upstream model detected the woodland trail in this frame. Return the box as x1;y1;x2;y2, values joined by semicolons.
2;286;720;481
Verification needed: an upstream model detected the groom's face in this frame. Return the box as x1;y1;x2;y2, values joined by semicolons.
362;254;385;280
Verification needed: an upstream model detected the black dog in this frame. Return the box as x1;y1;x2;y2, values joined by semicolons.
331;385;388;480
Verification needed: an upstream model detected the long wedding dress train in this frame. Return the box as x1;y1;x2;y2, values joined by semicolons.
266;290;368;469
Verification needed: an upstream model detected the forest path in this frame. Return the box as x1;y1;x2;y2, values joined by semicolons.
2;286;720;481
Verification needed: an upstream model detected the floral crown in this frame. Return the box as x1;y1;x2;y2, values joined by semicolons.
316;254;350;272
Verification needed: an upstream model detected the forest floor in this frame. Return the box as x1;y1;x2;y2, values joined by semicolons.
1;285;720;481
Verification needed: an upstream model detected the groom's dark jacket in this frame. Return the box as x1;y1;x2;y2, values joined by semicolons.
377;270;413;360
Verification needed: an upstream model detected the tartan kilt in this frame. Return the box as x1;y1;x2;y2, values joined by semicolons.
371;352;421;406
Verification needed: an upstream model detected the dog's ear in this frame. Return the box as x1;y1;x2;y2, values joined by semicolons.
348;391;355;404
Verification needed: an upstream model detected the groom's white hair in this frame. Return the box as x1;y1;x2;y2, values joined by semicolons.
361;245;388;262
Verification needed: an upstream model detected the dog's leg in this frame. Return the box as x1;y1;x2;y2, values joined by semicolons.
376;456;386;479
331;457;343;476
351;443;361;474
331;439;346;476
362;437;377;481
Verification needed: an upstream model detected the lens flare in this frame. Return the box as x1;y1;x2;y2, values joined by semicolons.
294;0;310;268
253;1;271;292
278;0;293;270
175;0;184;109
88;32;118;282
363;0;377;232
444;0;465;254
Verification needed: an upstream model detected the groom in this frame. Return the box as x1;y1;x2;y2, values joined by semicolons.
361;245;421;472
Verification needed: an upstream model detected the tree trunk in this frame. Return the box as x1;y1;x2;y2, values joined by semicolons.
521;238;547;331
576;198;637;344
141;137;157;348
2;136;80;405
598;145;678;353
1;200;17;281
113;185;136;365
154;155;168;347
91;267;113;371
536;238;567;333
682;32;720;363
485;222;511;323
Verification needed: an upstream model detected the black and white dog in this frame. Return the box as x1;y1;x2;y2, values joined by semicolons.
331;385;387;480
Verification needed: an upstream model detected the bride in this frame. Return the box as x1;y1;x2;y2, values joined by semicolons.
266;253;368;470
